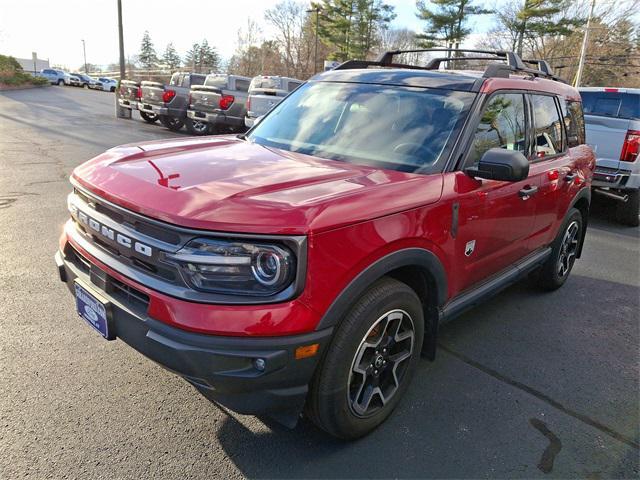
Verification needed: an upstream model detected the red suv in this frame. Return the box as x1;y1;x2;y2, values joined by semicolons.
55;50;594;439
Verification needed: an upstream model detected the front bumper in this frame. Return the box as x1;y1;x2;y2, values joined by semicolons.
118;98;138;110
55;248;332;426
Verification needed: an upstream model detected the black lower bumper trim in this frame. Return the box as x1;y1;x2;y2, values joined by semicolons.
55;250;332;426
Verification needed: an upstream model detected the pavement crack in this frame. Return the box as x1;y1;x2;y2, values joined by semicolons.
439;344;640;450
530;418;562;474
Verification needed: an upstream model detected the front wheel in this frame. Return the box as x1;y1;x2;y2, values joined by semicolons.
185;117;212;136
159;115;184;132
139;111;159;124
535;207;583;290
616;189;640;227
306;277;424;439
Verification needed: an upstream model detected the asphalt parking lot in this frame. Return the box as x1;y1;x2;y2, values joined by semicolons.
0;86;638;479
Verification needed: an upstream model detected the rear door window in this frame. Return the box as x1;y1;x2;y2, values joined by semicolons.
469;93;527;165
581;91;640;120
531;94;564;158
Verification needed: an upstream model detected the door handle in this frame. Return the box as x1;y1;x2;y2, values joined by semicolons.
519;185;538;199
564;172;577;182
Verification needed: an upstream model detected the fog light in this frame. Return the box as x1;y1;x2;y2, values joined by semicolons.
253;358;266;371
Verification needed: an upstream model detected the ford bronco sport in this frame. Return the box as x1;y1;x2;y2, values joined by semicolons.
55;49;594;439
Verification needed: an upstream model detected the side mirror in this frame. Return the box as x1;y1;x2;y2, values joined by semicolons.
465;148;529;182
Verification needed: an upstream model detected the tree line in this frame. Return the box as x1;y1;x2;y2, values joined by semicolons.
125;0;639;87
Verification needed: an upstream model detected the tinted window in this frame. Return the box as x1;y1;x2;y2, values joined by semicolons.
469;93;527;165
205;75;228;88
288;81;302;92
531;95;563;157
560;99;586;147
235;79;250;92
189;75;205;87
581;91;640;120
248;82;474;173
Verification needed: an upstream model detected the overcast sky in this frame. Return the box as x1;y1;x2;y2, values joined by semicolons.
0;0;496;70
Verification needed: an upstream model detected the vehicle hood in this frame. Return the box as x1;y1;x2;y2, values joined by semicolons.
72;136;443;235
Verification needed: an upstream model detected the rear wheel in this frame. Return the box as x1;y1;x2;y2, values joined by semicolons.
535;208;583;290
306;277;424;439
185;117;212;136
57;79;64;86
139;111;159;124
616;189;640;227
159;115;184;132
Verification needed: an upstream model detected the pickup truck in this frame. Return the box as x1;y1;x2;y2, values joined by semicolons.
186;74;251;135
38;69;70;86
116;80;158;124
580;87;640;226
56;49;594;439
245;76;303;128
139;72;206;131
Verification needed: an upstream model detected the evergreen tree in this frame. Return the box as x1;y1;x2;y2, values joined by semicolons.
162;43;181;72
198;39;220;73
139;31;158;73
185;43;201;71
313;0;396;61
415;0;491;49
514;0;583;56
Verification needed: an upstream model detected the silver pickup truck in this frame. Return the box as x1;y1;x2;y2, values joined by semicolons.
245;76;303;128
139;72;206;131
186;74;251;135
116;80;158;124
580;87;640;226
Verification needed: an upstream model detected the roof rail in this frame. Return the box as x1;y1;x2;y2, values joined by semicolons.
333;48;566;83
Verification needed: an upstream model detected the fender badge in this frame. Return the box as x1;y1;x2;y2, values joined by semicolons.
465;240;476;257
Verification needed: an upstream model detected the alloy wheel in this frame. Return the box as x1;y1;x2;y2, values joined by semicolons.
557;220;579;277
347;309;415;418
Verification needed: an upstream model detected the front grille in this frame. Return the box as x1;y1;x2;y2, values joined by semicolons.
66;245;150;311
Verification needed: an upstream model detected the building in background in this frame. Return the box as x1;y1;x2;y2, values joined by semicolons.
14;53;50;73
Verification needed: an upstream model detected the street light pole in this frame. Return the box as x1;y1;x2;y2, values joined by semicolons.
575;0;596;88
117;0;126;80
82;39;88;74
307;7;320;74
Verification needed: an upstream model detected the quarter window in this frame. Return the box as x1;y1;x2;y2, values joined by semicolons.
469;93;527;165
531;95;564;158
560;99;586;147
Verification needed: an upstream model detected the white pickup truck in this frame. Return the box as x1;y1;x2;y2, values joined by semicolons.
580;87;640;226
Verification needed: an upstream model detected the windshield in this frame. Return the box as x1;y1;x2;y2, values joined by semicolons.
247;81;474;173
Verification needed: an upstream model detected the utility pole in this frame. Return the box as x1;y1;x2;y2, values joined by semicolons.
117;0;126;80
81;39;88;74
307;7;320;73
575;0;596;88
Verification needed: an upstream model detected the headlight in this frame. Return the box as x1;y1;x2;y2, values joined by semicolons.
167;238;295;296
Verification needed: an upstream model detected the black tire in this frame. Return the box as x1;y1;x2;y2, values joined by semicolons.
535;208;583;291
159;115;184;132
615;189;640;227
57;79;64;86
110;86;116;93
185;117;212;136
83;83;88;89
139;111;159;124
306;277;424;439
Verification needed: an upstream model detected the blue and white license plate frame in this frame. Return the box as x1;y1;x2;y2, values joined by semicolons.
74;280;115;340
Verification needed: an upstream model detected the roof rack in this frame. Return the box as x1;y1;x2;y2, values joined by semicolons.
333;48;566;84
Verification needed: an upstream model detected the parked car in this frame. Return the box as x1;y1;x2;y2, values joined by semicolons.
68;74;82;87
579;87;640;226
245;76;303;128
116;79;158;123
185;74;252;135
97;77;117;92
55;49;594;439
71;73;95;88
38;69;70;85
139;72;206;131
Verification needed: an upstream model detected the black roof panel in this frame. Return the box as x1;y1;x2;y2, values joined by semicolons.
311;68;482;92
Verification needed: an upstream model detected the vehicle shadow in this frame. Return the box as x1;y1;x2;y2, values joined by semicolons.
588;195;640;239
210;271;639;479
